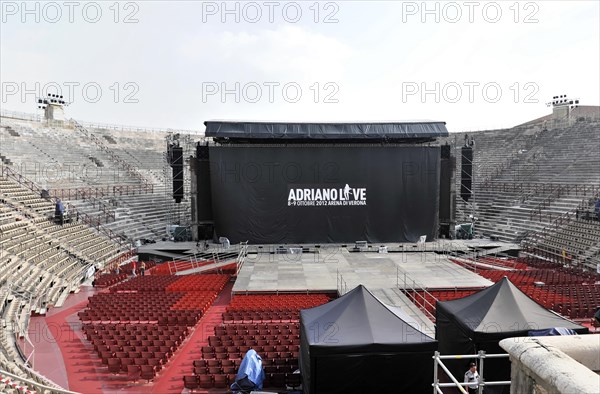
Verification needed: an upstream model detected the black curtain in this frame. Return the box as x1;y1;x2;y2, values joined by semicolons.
209;145;440;244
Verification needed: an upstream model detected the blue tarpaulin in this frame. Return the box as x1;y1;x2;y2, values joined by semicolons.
528;327;578;336
230;349;265;392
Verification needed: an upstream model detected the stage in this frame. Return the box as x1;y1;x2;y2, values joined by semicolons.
231;241;507;337
233;245;494;294
137;238;518;259
136;239;517;337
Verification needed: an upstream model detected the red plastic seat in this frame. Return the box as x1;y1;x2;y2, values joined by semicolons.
148;357;163;371
222;365;237;374
127;365;141;381
213;374;228;388
207;366;222;374
183;375;200;391
198;374;213;388
100;351;114;364
107;358;121;374
140;365;156;382
120;358;134;372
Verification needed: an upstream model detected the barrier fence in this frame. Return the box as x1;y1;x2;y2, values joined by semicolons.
432;350;510;394
0;368;79;394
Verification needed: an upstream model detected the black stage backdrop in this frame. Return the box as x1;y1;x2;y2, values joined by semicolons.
209;145;440;244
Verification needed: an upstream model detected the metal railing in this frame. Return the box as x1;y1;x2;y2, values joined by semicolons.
522;190;600;264
72;120;153;189
167;253;212;275
0;109;43;122
432;350;511;394
398;269;437;322
0;165;128;245
0;108;201;135
336;270;348;296
0;367;79;394
235;241;249;276
49;183;154;201
529;184;600;222
166;242;246;275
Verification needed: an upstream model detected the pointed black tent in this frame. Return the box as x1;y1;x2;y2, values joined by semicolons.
300;284;437;393
436;277;588;394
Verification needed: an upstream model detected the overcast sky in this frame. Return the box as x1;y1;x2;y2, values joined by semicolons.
1;1;598;132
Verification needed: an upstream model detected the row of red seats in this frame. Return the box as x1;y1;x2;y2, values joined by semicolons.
192;358;301;381
513;285;572;309
184;369;301;390
222;310;300;323
83;323;185;333
208;336;298;347
477;269;588;286
519;257;600;280
166;274;230;292
115;261;157;276
226;293;331;311
94;273;128;287
426;290;478;301
88;292;182;304
184;293;330;391
202;343;299;356
84;327;187;342
214;322;300;335
79;313;198;326
81;291;195;323
88;331;184;350
551;303;597;319
407;290;478;316
79;274;226;383
109;360;158;382
170;291;218;311
110;275;181;292
95;342;177;364
472;260;599;319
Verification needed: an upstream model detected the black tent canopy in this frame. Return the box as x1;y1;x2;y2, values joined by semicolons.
436;277;588;394
204;120;449;140
300;284;437;393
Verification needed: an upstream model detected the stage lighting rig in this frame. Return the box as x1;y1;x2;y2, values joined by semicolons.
36;93;71;109
37;92;71;121
546;94;579;109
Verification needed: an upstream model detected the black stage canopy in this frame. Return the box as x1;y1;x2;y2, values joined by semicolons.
436;277;588;394
300;284;437;393
204;120;448;140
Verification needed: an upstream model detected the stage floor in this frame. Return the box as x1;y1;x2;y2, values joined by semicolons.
137;240;511;334
232;247;496;337
233;249;493;293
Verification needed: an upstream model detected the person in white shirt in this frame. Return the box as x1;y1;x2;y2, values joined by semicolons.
464;362;479;394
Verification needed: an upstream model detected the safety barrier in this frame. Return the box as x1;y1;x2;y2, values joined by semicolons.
432;350;510;394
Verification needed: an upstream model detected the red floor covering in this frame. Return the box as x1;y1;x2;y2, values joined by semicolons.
151;281;233;394
20;285;98;389
33;280;234;393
